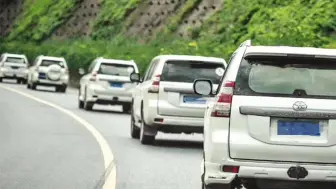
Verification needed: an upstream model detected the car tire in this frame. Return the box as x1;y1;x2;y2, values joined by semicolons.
122;104;131;114
78;88;84;109
84;88;94;111
17;79;21;84
140;107;155;145
0;78;2;82
60;86;67;93
22;79;27;84
130;102;140;139
203;184;233;189
31;82;37;90
243;181;259;189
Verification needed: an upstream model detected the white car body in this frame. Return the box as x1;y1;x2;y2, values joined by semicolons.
129;55;227;145
78;57;139;112
0;53;29;84
27;55;69;92
198;40;336;189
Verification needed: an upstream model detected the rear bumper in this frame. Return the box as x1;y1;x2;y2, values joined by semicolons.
205;159;336;185
86;87;132;105
35;79;67;87
144;100;204;133
0;70;27;79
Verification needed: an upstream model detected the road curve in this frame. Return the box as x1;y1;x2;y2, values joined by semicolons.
0;82;105;189
1;80;203;189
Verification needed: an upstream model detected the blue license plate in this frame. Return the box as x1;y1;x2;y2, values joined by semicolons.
277;120;321;136
183;96;206;104
38;73;46;79
109;82;123;88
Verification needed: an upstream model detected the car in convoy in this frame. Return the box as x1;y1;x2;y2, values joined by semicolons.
0;53;29;84
194;40;336;189
78;57;139;112
27;55;69;92
129;55;227;145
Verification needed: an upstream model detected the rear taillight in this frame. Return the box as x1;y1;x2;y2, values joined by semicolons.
222;165;240;173
89;72;98;82
148;74;161;93
210;81;235;117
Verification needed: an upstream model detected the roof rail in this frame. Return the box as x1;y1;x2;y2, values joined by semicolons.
239;39;252;47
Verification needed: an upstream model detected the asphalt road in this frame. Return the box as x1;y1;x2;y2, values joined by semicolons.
0;80;203;189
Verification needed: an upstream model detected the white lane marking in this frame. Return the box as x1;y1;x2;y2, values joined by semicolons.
0;85;116;189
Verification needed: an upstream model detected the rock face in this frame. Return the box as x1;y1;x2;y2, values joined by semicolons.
0;0;23;37
0;0;224;39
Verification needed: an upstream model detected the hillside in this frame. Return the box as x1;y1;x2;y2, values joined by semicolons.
0;0;335;79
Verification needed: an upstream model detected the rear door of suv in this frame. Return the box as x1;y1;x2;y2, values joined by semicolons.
158;59;226;118
229;52;336;163
95;62;138;93
2;55;28;76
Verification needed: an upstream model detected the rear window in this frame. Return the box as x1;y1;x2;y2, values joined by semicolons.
40;60;65;68
234;56;336;99
98;63;135;76
5;57;26;64
161;60;225;84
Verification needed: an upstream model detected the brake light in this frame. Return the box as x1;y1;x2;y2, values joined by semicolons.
222;165;240;173
148;74;161;93
211;81;235;117
90;72;98;82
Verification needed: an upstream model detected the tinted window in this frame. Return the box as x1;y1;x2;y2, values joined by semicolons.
98;63;135;76
40;60;65;67
5;57;26;64
235;56;336;98
161;60;225;84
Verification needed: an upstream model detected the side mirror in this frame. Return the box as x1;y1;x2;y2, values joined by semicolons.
130;73;141;83
193;79;213;95
78;68;85;75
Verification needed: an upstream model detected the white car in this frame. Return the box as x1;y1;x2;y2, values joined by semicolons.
129;55;227;145
194;40;336;189
0;53;29;84
78;57;139;112
27;55;69;92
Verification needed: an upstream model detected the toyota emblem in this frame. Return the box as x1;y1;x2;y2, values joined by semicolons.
293;101;307;111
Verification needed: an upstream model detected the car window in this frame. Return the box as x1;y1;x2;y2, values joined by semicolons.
97;63;135;76
161;60;225;84
144;59;159;81
234;56;336;99
40;59;65;68
5;57;26;64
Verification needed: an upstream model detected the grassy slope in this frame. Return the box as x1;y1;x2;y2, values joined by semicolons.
1;0;335;79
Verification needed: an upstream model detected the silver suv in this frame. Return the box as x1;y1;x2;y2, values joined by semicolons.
129;55;227;145
194;40;336;189
0;53;29;84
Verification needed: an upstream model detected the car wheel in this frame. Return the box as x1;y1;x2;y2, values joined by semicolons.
78;87;84;109
130;102;140;139
0;78;2;82
17;79;21;84
203;184;233;189
139;107;155;145
22;79;27;84
60;86;67;93
84;88;94;111
31;82;37;90
122;104;131;114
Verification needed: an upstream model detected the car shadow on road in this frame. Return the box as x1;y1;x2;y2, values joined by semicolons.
88;109;130;115
154;139;203;149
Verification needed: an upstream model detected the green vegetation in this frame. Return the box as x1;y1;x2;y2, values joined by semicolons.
1;0;335;84
7;0;78;42
91;0;141;40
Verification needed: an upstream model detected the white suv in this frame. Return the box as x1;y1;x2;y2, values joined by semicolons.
194;40;336;189
27;55;69;92
78;57;139;112
129;55;227;145
0;53;29;84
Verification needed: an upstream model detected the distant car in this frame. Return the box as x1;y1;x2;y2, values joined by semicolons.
78;57;139;112
195;40;336;189
0;53;29;84
129;55;227;145
27;55;69;92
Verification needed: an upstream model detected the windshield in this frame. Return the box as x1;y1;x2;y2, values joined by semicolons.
5;57;26;64
161;60;225;84
235;56;336;98
40;60;65;68
97;63;135;76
